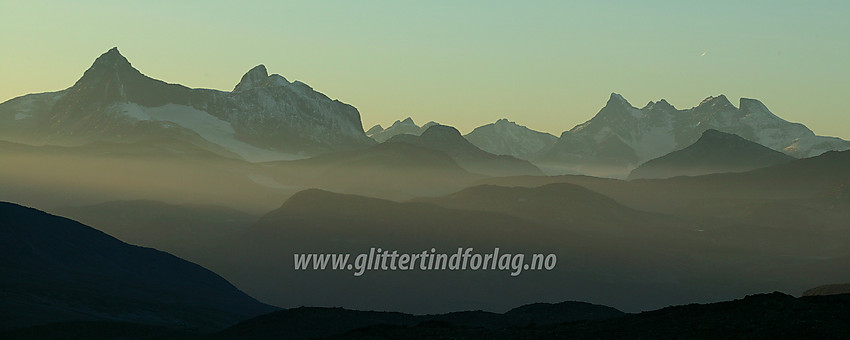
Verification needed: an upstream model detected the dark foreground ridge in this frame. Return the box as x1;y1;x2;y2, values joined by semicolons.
0;202;276;333
324;292;850;340
4;292;849;339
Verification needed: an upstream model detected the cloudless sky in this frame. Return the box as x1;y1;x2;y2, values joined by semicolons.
1;1;848;138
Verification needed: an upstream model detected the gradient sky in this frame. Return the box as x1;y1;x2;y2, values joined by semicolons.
1;1;848;138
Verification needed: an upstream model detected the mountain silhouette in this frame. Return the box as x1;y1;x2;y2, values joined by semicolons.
628;129;795;179
210;301;623;339
318;292;850;339
386;124;543;176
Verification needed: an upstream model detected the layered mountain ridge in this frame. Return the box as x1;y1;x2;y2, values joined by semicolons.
366;117;438;142
385;124;544;177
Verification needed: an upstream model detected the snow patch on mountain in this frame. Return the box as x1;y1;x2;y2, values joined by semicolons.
117;103;303;162
630;122;676;161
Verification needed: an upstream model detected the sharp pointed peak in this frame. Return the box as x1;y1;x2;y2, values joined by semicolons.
72;47;142;89
605;92;634;108
90;47;133;69
401;117;415;124
609;92;627;102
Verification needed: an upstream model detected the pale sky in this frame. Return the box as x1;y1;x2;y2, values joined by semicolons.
1;1;848;138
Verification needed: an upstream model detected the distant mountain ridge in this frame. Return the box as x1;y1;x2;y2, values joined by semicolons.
628;129;796;179
540;93;850;176
366;117;438;142
0;48;374;161
464;118;558;161
386;124;543;177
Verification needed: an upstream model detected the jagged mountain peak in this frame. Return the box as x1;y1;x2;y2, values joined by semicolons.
493;118;520;127
233;64;291;92
72;47;142;88
91;47;132;69
586;93;642;123
607;92;634;108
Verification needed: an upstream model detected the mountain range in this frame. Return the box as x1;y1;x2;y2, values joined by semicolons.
2;48;848;179
538;93;850;176
0;48;373;161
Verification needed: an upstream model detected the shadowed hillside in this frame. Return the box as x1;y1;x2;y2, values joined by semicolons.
628;129;795;179
0;202;275;332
